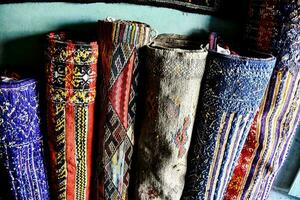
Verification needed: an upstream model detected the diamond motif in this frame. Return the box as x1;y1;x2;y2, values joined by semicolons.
174;116;191;158
83;74;89;82
109;52;135;129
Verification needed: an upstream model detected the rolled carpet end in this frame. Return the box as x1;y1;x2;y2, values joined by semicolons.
0;77;50;200
94;19;152;200
225;0;300;198
135;34;208;200
182;48;276;200
46;32;98;200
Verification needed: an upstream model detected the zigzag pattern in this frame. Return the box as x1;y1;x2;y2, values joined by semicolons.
54;103;67;200
109;51;134;129
109;44;134;88
104;174;120;199
104;104;127;164
128;53;139;125
123;137;133;186
75;106;88;200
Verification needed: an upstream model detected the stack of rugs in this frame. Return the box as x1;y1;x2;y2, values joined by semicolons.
0;0;299;199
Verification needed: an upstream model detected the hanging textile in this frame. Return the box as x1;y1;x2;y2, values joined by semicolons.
181;47;276;200
94;19;152;200
134;34;207;200
46;32;98;200
225;0;300;199
0;77;50;200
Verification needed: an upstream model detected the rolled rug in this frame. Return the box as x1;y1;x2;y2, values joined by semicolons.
182;47;276;200
0;76;50;200
134;34;207;200
94;19;152;200
46;32;98;200
224;1;300;199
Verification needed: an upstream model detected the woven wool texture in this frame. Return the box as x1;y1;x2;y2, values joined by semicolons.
46;32;98;200
0;78;50;200
225;0;300;199
182;50;276;200
134;34;207;200
94;20;152;200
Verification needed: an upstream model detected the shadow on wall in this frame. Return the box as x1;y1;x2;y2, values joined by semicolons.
0;22;98;79
186;29;210;43
0;21;98;134
206;0;248;51
1;34;45;77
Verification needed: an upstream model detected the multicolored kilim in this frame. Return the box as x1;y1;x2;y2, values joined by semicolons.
181;50;276;200
135;34;207;200
94;19;152;200
46;32;98;200
225;0;300;199
0;77;50;200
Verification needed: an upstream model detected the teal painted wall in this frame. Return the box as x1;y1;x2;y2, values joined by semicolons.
0;2;240;68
